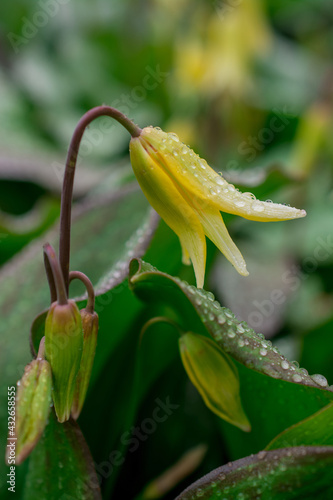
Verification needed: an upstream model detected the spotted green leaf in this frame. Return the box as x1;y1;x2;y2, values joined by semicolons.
129;259;333;455
176;446;333;500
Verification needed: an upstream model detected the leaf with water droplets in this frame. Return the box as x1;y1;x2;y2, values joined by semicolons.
129;259;333;391
23;410;101;500
176;446;333;500
129;259;333;454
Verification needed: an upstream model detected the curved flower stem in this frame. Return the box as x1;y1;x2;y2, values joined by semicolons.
43;243;68;305
59;106;142;293
140;316;184;345
69;271;95;313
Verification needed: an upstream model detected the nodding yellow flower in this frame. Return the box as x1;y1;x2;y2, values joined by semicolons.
129;127;306;288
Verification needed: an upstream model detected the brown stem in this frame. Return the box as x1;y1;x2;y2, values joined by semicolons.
43;251;57;303
43;243;67;305
59;106;142;293
69;271;95;313
37;337;46;360
140;317;183;345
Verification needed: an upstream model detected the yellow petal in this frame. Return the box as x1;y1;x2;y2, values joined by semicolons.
179;332;251;432
194;202;248;276
140;127;306;222
211;192;307;222
130;137;206;288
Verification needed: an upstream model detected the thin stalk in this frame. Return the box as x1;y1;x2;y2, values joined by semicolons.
36;336;46;361
43;243;67;305
43;251;57;303
59;106;141;293
140;316;184;345
69;271;95;313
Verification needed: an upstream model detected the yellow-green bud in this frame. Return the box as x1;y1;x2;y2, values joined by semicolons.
45;300;83;423
71;308;99;420
6;357;52;465
179;332;251;432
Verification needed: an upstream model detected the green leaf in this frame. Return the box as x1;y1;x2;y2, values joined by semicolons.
23;411;101;500
129;260;333;456
129;259;333;391
176;446;333;500
266;402;333;450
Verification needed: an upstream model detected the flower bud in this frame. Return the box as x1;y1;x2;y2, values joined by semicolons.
45;300;83;423
179;332;250;432
71;308;99;420
6;357;52;465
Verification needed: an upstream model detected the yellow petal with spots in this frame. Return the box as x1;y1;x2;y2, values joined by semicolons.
194;203;248;276
140;127;306;222
130;137;206;288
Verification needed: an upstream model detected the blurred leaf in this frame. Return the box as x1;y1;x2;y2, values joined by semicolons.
0;199;59;265
176;446;333;500
266;402;333;450
300;317;333;385
0;155;109;196
23;411;101;500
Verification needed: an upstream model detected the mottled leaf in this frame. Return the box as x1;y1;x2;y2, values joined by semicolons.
129;260;333;454
23;411;101;500
176;446;333;500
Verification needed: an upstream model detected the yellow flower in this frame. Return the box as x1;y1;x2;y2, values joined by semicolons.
129;127;306;288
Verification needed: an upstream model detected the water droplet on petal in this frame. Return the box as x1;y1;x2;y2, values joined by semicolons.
168;132;179;142
292;374;302;383
242;192;256;200
252;200;265;212
281;360;289;370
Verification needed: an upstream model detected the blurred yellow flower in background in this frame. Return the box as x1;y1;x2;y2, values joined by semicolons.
174;0;271;98
130;126;306;288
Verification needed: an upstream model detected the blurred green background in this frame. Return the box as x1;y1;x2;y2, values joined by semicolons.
1;0;333;499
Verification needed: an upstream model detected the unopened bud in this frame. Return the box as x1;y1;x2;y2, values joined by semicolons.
71;308;99;420
6;353;52;465
179;332;251;432
45;300;83;422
